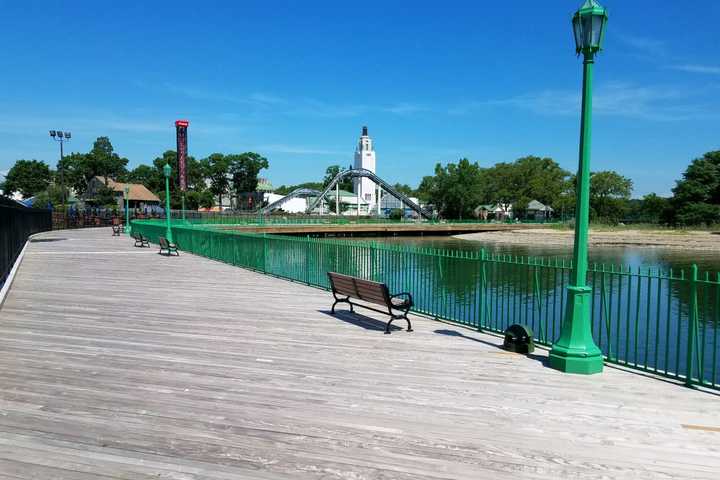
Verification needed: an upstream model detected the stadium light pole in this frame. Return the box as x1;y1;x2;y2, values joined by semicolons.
549;0;608;375
49;130;71;225
124;185;131;235
163;163;173;243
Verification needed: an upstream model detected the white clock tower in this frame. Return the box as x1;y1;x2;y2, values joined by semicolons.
353;126;376;211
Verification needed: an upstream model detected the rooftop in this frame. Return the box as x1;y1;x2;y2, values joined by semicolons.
95;176;160;202
1;228;718;479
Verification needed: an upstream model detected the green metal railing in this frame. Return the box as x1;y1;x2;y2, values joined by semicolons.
132;219;720;390
165;210;557;226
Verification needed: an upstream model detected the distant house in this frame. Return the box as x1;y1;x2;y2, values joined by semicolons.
256;178;274;193
474;204;494;220
86;176;160;210
526;199;554;221
474;203;513;221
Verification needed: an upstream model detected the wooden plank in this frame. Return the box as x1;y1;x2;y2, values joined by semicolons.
0;227;718;479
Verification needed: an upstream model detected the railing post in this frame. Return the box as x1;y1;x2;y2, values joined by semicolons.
686;264;699;387
478;249;486;332
305;235;311;285
262;233;267;273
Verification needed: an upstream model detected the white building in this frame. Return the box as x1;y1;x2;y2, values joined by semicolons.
263;192;308;214
381;195;421;218
353;126;376;210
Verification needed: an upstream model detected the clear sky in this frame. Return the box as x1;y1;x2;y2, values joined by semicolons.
0;1;718;197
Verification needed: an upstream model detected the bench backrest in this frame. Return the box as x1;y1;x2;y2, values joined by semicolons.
327;272;390;307
159;236;169;248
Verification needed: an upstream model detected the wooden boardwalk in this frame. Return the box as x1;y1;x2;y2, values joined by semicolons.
0;227;718;479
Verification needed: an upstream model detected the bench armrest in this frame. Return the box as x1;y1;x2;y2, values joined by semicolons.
390;292;413;307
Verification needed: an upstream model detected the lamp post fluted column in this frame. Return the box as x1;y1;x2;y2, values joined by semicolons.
163;163;173;243
549;0;607;375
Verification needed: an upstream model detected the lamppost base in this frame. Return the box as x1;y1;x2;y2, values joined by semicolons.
549;285;604;375
549;348;604;374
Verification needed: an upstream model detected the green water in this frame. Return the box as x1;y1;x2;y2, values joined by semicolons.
362;235;720;276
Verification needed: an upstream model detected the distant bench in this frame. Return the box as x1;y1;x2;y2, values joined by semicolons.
158;236;179;256
327;272;413;334
131;232;150;248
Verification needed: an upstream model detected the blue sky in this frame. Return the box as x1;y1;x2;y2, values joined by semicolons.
0;1;718;197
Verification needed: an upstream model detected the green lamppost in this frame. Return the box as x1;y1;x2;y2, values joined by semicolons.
124;185;131;235
549;0;608;375
163;163;174;243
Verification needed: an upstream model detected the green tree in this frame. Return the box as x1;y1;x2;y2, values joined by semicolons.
151;150;208;209
392;183;415;197
92;184;118;208
55;137;129;196
425;158;485;219
275;181;324;195
88;137;128;185
562;170;633;223
481;156;570;218
323;164;354;191
670;151;720;225
589;170;633;223
415;175;436;203
637;193;670;224
185;189;215;210
33;183;70;209
229;152;269;193
200;153;232;207
3;160;52;198
125;164;162;193
56;153;90;195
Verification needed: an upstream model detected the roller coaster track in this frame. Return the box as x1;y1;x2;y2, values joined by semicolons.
305;168;432;219
259;188;322;214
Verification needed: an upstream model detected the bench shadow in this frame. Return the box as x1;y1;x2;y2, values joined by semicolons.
434;328;549;366
318;309;403;332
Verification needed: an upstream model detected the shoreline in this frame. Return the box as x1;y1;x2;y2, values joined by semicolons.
454;228;720;251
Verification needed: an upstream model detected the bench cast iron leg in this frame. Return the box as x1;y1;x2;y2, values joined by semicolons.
331;295;351;314
404;312;413;332
384;317;394;334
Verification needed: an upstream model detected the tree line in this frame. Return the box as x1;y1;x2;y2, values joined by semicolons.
398;151;719;226
408;156;633;222
0;137;270;211
1;135;717;225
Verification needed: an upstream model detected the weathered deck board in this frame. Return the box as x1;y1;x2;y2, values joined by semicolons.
0;228;718;479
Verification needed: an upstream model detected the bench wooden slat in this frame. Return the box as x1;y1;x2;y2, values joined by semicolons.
331;278;358;296
356;290;389;305
327;272;413;334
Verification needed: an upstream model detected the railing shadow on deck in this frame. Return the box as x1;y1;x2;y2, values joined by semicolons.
434;328;550;366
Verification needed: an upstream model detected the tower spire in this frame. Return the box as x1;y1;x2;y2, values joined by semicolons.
362;126;368;137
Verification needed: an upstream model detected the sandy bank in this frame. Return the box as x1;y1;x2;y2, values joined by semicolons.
455;228;720;251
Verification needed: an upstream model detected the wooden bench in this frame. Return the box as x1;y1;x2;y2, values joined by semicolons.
158;236;179;256
327;272;413;334
111;225;121;236
131;232;150;248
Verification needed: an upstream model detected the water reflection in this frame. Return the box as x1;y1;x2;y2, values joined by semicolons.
361;235;720;275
